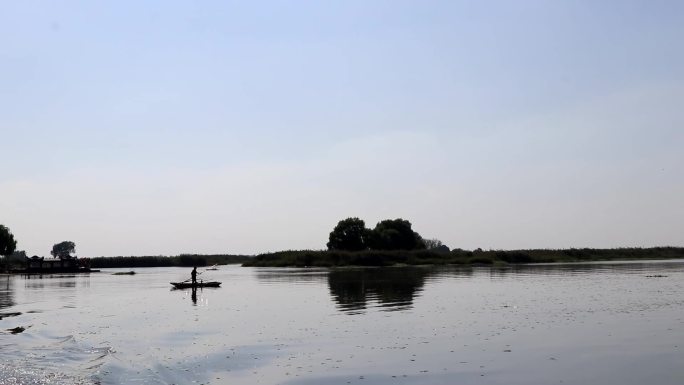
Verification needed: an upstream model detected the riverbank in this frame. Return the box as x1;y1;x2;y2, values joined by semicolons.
8;248;680;270
242;247;684;267
1;254;251;272
88;254;251;268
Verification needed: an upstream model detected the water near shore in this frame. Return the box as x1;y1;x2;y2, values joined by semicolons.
1;261;683;384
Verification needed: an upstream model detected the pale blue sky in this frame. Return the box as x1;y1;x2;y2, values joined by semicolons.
1;1;682;256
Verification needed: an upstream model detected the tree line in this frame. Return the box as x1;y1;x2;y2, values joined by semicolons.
89;254;250;268
0;223;251;269
243;246;684;267
5;221;684;269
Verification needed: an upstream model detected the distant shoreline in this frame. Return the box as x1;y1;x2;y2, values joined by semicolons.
243;247;684;267
87;254;251;269
35;247;681;269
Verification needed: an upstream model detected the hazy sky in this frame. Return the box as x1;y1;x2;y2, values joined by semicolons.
2;1;682;257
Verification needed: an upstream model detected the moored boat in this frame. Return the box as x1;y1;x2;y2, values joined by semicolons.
170;281;222;289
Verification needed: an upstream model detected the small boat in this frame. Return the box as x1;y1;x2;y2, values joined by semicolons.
170;281;222;289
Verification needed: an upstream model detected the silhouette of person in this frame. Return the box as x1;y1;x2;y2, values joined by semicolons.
191;266;197;285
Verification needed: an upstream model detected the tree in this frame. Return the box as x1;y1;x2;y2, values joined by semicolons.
369;218;426;251
8;250;27;264
327;217;371;251
51;241;76;259
0;225;17;257
424;238;450;253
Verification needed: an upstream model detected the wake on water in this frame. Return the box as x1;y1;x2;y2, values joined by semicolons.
0;334;111;385
0;363;93;385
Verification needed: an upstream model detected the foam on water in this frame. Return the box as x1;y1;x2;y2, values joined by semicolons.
0;361;93;385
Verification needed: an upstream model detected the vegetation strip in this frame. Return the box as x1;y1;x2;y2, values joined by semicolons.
243;247;684;267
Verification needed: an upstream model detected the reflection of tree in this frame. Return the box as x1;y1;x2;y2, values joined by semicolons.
328;270;368;312
327;267;430;313
0;276;14;310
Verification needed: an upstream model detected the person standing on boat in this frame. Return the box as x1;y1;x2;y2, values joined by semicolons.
191;266;197;285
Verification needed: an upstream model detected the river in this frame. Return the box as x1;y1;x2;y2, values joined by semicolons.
1;261;683;384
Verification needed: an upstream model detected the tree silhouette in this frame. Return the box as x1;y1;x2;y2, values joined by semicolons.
424;238;450;253
0;225;17;258
327;217;371;251
369;219;425;250
51;241;76;259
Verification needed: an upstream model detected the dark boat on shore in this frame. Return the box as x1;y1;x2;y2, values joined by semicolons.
170;281;222;289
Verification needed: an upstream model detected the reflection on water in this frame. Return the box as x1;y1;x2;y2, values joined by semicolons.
256;266;465;313
255;267;434;312
254;268;329;285
491;259;684;276
22;274;91;289
171;285;221;306
327;267;429;313
0;275;13;310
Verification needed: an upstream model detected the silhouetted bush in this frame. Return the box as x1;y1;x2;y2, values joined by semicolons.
466;256;495;265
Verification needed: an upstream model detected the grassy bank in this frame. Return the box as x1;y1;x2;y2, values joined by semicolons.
89;254;251;268
241;247;684;267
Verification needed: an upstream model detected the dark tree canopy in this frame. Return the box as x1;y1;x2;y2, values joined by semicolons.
0;225;17;257
424;238;450;253
370;219;426;251
327;217;371;251
51;241;76;259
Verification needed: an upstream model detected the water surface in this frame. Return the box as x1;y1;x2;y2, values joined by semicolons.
1;261;683;384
